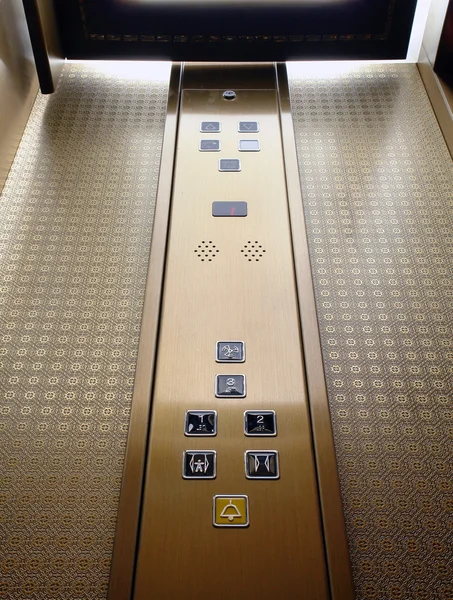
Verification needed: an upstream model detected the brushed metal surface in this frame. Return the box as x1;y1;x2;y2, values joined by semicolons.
0;0;38;192
108;63;182;600
277;62;355;600
289;62;453;600
133;65;329;600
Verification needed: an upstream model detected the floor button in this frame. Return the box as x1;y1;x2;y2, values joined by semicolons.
184;411;217;436
219;159;241;172
216;341;245;363
245;451;279;479
200;121;221;133
183;451;216;479
238;121;259;133
244;410;277;436
212;201;247;217
215;374;246;398
238;140;260;152
213;495;249;527
200;140;221;152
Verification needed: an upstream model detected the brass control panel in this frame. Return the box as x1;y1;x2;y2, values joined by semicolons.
133;66;330;599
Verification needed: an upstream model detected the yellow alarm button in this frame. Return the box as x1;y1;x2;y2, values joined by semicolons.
213;495;249;527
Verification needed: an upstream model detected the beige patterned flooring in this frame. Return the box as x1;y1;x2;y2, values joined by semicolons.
0;62;169;599
0;61;452;600
289;62;453;600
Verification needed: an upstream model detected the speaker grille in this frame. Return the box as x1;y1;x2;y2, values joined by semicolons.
241;241;266;262
194;240;219;262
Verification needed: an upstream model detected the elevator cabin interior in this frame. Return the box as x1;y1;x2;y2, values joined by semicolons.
0;1;452;599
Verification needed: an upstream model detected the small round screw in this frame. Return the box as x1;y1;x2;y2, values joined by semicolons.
223;90;236;101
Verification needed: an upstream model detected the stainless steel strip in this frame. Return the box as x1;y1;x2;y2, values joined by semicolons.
277;62;355;600
108;62;182;600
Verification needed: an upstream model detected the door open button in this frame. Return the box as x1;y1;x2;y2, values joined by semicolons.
183;451;216;479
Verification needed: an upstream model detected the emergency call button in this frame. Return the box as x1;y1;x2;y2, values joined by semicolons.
213;495;249;528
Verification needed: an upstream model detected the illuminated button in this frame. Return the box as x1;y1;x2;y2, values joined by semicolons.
244;410;277;436
238;121;259;133
219;159;241;172
200;140;221;152
213;495;249;527
184;411;217;436
216;341;245;363
200;121;221;133
212;201;247;217
245;451;279;479
183;451;216;479
238;140;260;152
215;374;246;398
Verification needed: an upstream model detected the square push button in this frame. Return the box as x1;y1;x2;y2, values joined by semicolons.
238;121;259;133
183;451;216;479
216;341;245;363
244;411;277;436
200;140;221;152
245;451;279;479
215;374;246;398
213;495;249;527
200;121;221;133
185;411;217;436
238;140;260;152
212;202;247;217
219;159;241;172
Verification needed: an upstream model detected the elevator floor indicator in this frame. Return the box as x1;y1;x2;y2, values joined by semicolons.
214;496;249;527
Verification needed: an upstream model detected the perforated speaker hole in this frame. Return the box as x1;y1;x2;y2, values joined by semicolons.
194;240;219;262
241;240;266;262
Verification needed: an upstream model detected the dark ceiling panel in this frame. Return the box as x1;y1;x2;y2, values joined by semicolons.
56;0;418;61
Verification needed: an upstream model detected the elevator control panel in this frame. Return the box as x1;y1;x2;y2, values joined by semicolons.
134;78;331;599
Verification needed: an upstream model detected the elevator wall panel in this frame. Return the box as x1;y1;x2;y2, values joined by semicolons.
0;0;38;193
289;63;453;600
0;62;168;599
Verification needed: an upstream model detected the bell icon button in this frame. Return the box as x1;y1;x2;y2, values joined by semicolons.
213;495;249;528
